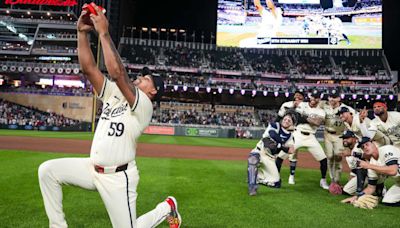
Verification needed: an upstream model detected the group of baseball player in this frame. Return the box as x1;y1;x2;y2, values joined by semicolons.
38;3;181;228
247;89;400;209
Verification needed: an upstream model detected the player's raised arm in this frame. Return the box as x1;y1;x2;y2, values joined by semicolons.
266;0;277;18
254;0;263;14
90;5;136;106
77;8;104;94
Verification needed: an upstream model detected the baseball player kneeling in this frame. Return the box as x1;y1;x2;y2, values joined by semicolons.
247;112;296;196
342;137;400;208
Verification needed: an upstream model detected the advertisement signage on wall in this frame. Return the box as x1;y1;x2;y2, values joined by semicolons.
185;127;219;137
143;126;175;135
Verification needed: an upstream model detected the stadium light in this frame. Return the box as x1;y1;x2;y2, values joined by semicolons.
173;85;178;91
218;87;223;94
263;91;268;96
6;10;10;14
183;85;187;91
47;12;51;16
27;11;30;15
389;94;394;100
285;92;289;97
206;87;211;93
252;90;256;96
352;94;357;100
194;86;199;92
240;89;245;95
376;94;382;100
364;94;369;100
340;93;345;99
229;88;234;94
274;91;279;97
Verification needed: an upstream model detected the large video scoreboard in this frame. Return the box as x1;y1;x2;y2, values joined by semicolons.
216;0;382;49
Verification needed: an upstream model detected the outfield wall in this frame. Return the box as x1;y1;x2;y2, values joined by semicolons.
143;124;325;140
0;92;93;122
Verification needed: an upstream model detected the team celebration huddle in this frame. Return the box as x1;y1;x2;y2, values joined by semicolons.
247;89;400;209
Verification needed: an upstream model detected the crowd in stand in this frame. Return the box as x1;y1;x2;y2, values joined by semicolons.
149;102;268;127
1;84;92;96
0;99;80;128
120;44;390;79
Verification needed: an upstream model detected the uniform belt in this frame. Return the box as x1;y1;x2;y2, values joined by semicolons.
300;131;311;135
327;130;336;134
94;163;128;174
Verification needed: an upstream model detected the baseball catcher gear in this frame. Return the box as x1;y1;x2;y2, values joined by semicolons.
283;110;298;126
353;195;379;209
329;182;343;195
262;137;278;154
247;152;260;190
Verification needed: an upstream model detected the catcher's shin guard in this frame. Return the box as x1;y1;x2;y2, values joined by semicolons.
355;168;368;194
247;152;260;188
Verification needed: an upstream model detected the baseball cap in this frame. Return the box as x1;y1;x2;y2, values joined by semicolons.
329;89;340;98
310;90;321;98
336;106;350;116
140;67;164;101
357;137;372;148
294;90;304;97
339;130;356;139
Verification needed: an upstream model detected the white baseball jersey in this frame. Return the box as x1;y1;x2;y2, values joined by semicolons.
322;102;354;134
295;102;326;134
91;78;153;166
368;111;400;146
260;7;283;30
258;7;283;38
254;122;293;155
368;145;400;182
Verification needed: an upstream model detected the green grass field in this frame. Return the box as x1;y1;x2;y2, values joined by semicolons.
0;130;398;227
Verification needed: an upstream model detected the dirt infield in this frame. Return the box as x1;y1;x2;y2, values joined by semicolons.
0;135;349;171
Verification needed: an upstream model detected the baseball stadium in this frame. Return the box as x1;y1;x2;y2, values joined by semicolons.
0;0;400;227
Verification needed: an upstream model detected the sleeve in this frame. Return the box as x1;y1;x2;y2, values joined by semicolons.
384;149;399;167
359;121;376;138
130;89;153;131
265;122;280;142
129;87;140;112
367;169;378;182
97;77;116;102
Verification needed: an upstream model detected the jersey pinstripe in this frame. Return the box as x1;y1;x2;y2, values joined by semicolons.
90;78;153;166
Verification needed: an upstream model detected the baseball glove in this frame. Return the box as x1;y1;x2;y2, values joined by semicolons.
352;195;379;209
329;182;342;195
262;137;277;151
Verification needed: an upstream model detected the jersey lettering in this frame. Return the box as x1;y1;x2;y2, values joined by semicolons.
108;122;125;137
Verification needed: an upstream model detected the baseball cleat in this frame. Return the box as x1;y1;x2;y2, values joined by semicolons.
166;196;181;228
320;178;329;190
249;187;257;196
288;175;295;185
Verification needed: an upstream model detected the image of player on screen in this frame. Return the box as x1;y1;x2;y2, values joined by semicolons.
254;0;283;44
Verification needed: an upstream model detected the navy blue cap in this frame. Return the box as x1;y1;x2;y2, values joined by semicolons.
329;89;340;98
339;130;356;139
310;90;321;98
336;106;350;116
357;137;372;148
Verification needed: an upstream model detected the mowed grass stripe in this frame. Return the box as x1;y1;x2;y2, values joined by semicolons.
0;150;398;227
0;130;258;148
